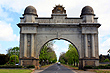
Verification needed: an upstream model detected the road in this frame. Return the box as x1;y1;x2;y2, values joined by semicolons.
39;63;74;73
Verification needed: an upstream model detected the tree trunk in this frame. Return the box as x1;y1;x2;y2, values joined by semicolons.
74;61;75;66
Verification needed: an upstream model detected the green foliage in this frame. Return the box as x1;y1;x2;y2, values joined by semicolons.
0;54;10;65
26;65;35;68
39;41;57;65
59;52;67;64
84;65;93;69
84;64;110;69
9;55;19;64
7;47;19;57
104;58;110;62
59;44;79;66
0;65;23;68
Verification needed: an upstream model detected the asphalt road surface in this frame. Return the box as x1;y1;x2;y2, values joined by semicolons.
40;63;74;73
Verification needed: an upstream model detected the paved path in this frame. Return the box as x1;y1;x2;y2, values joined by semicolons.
34;63;75;73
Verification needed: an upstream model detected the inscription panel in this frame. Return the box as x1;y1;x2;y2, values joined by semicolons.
35;18;82;23
37;27;80;32
23;60;33;66
21;27;36;33
85;61;95;66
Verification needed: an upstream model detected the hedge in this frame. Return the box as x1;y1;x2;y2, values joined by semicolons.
84;64;110;69
0;54;10;65
26;65;35;68
0;65;23;68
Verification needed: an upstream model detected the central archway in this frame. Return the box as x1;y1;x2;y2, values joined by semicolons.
39;38;80;67
39;38;80;57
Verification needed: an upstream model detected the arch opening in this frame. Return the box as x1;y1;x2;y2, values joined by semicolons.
39;38;79;67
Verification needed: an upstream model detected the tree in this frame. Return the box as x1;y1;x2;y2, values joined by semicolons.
59;52;67;64
59;44;79;66
9;55;19;64
0;54;10;65
107;49;110;53
104;58;109;62
7;47;19;57
39;41;57;65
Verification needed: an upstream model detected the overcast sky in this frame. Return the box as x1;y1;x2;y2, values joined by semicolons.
0;0;110;59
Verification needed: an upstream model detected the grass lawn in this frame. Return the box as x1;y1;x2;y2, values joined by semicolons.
94;70;110;73
0;69;33;73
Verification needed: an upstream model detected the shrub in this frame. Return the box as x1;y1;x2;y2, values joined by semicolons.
104;59;109;62
93;66;98;69
107;64;110;66
26;65;35;68
84;65;93;69
84;64;110;69
105;64;110;69
98;65;105;69
9;55;19;64
105;66;110;69
0;65;23;68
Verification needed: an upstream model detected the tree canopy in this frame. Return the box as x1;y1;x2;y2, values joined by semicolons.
39;41;57;65
7;47;19;57
59;44;79;66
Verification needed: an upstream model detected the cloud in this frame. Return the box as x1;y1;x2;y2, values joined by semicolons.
0;21;18;41
99;38;110;55
53;44;59;50
64;41;70;46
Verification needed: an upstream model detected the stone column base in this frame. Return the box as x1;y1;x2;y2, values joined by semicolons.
35;66;40;69
79;58;99;69
19;58;40;69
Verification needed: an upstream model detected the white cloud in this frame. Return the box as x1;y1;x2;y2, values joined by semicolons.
99;38;110;55
53;44;59;50
0;21;18;41
64;41;70;46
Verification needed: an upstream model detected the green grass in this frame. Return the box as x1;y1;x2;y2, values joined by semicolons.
0;69;33;73
94;70;110;73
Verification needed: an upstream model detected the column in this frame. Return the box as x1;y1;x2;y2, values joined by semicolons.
85;34;88;57
92;34;95;57
24;34;27;57
31;34;34;57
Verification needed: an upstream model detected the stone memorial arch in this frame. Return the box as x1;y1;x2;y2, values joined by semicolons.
17;5;101;69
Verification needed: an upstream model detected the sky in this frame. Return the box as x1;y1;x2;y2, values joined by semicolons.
0;0;110;60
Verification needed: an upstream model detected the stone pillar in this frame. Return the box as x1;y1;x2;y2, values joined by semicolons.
35;59;40;69
92;34;95;57
85;34;88;57
24;34;27;57
31;34;34;57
